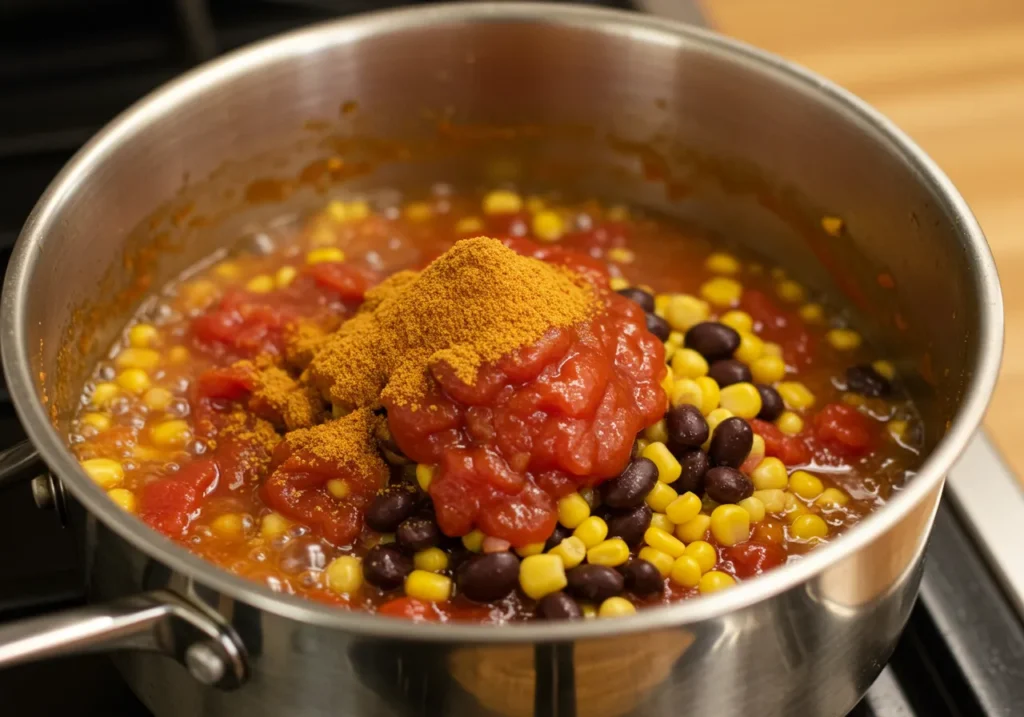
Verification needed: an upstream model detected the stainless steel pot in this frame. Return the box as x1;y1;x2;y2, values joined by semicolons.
0;4;1003;716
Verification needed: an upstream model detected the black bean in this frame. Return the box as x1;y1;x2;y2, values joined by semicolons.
606;504;653;546
645;312;671;342
365;487;417;533
756;384;785;421
457;552;520;603
620;559;665;596
708;417;754;468
544;524;573;552
363;545;413;590
846;364;891;398
535;592;582;620
601;457;659;509
666;404;709;449
617;287;655;313
705;466;754;504
566;564;625;603
685;322;740;361
708;359;752;387
395;517;440;553
671;448;709;496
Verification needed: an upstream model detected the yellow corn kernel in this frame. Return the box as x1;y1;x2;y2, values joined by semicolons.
462;530;485;553
260;512;291;539
703;408;734;450
671;348;709;379
326;199;369;223
641;442;682;484
167;346;190;364
887;419;908;441
643;419;669;445
695;376;720;415
699;570;736;594
573;516;609;549
326;555;363;594
213;262;241;281
669;378;704;410
128;324;159;348
80;413;111;432
718;383;762;420
664;342;678;362
326;479;350;499
81;458;124;489
826;328;862;351
699;277;743;307
754;489;787;513
821;215;844;236
737;496;766;523
705;252;740;275
710;504;750;547
777;381;815;410
515;542;545;558
776;280;806;303
762;342;783;358
306;247;346;265
532;210;565;242
115;347;160;371
654;293;672;318
455;215;484;235
783;492;809;523
116;368;150;395
667;331;685;347
557;493;591;529
638;547;674;577
598;596;637;618
181;279;219;308
609;277;629;291
684;541;717;574
404;201;434;222
581;604;598;619
777;411;804;435
660;370;675;396
519;554;568;599
245;274;274;293
606;247;634;264
549;536;587;569
670;555;703;588
587;538;630;567
749;434;765;462
107;488;137;513
815;487;850;507
414;547;449;573
210;513;245;539
789;470;824;499
405;570;452;602
650;512;675;533
415;464;436;492
645;481;678;513
142;387;173;412
734;332;764;364
275;265;298;288
635;438;651;455
872;360;896;381
791;514;829;541
720;311;753;335
643;526;686;558
150;419;190;449
675;514;711;543
666;492;702;526
751;457;788;490
750;355;786;385
665;294;710;332
483;190;523;215
799;303;825;323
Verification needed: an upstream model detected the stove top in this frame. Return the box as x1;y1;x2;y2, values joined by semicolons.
1;2;1023;716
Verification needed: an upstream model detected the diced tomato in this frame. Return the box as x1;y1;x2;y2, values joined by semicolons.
195;365;256;402
303;262;375;301
723;542;787;579
750;419;811;466
378;597;443;622
191;289;299;357
814;403;874;457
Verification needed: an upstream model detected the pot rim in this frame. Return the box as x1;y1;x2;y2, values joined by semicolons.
0;2;1003;643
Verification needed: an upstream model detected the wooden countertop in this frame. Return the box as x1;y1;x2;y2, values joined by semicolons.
706;0;1024;479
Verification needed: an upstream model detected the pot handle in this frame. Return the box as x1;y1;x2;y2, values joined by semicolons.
0;439;45;490
0;589;248;690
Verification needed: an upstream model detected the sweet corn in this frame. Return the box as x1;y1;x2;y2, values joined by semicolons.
306;247;346;265
671;348;709;379
609;277;630;291
720;310;753;333
665;295;710;332
455;216;484;235
549;536;587;569
326;555;363;594
888;419;908;441
695;376;720;415
703;408;734;449
675;514;711;543
89;382;120;408
573;516;609;549
598;596;636;618
643;526;686;558
558;493;591;529
666;492;702;525
734;333;764;364
645;481;678;513
405;570;452;602
663;342;678;362
115;348;160;371
791;514;829;541
128;324;159;348
776;280;806;303
483;190;523;214
519;554;568;599
751;457;788;490
762;341;783;358
777;381;815;410
81;458;124;489
532;210;565;242
211;513;245;538
650;512;675;533
815;487;850;507
213;262;241;281
799;303;824;323
789;470;824;499
754;489;787;513
116;368;150;394
167;346;190;364
607;248;635;264
700;277;743;307
642;442;682;484
638;547;674;577
654;293;672;318
587;538;630;567
660;370;675;396
325;479;350;499
684;541;717;574
150;419;190;449
718;383;762;420
404;201;434;222
412;547;448;573
710;504;750;547
777;411;804;435
462;530;485;552
260;512;291;539
826;328;862;351
80;413;111;432
327;200;369;223
635;438;651;455
644;419;669;445
749;355;785;385
670;555;702;588
516;542;546;558
705;252;740;275
143;387;173;412
748;434;766;464
107;488;137;513
699;571;736;594
667;331;685;347
872;360;896;380
738;496;766;523
274;265;297;288
821;215;844;236
783;492;809;522
581;604;598;619
670;378;704;409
